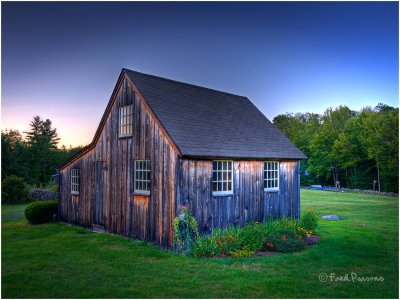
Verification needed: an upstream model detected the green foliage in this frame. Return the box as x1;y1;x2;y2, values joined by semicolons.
264;231;305;253
2;117;84;186
191;217;304;257
273;103;398;192
238;222;265;251
228;247;256;258
1;175;29;203
300;208;319;232
191;226;241;257
24;200;58;224
173;205;199;253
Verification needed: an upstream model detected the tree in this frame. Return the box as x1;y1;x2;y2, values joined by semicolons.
359;105;399;192
1;129;31;181
24;116;61;185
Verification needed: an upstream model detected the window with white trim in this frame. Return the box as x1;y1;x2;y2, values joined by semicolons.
212;160;233;195
264;161;279;191
119;104;133;137
134;160;150;195
71;168;79;194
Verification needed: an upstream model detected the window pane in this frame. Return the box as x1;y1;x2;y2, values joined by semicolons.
228;182;231;191
213;182;217;192
218;182;222;191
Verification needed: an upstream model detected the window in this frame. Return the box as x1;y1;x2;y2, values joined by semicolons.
134;160;150;195
212;160;233;195
71;168;79;194
264;161;279;191
119;104;133;137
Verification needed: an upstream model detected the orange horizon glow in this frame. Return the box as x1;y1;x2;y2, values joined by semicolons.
1;111;96;149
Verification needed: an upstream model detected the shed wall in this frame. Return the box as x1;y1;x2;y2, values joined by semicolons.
177;159;300;234
59;77;179;247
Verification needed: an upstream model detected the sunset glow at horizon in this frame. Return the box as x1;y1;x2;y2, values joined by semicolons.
2;2;398;148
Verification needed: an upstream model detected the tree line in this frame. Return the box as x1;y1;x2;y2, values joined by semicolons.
2;116;84;186
273;103;399;193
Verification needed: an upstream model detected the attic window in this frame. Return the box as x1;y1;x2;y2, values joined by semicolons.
71;168;79;195
134;160;150;195
119;104;133;137
212;160;233;196
264;161;279;191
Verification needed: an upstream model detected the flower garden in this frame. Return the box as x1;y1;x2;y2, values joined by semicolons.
173;205;320;258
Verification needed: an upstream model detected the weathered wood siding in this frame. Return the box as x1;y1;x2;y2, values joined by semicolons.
177;159;300;234
59;76;179;247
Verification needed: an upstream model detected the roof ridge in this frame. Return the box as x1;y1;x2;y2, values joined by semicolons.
123;68;246;99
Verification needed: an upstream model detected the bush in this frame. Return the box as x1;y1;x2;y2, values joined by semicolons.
264;231;305;253
300;209;319;232
229;247;256;258
24;200;58;224
191;227;241;257
238;222;265;251
1;175;29;203
29;189;56;201
173;205;199;253
191;213;316;257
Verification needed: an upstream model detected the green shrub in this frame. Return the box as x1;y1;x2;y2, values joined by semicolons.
173;205;199;253
1;175;29;203
229;247;256;258
300;209;319;232
264;231;305;253
24;200;58;224
191;227;241;257
191;215;314;257
238;222;265;251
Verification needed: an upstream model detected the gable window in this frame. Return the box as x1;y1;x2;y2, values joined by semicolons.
119;104;133;137
134;160;150;195
264;161;279;191
212;160;233;195
71;168;79;195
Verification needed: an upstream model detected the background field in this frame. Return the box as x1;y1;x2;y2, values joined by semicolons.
2;190;398;298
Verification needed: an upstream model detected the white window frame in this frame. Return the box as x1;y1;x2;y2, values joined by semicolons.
212;160;234;196
119;104;133;137
71;168;79;195
134;160;151;195
264;161;279;192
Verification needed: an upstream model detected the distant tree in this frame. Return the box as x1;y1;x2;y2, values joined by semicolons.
359;105;399;192
1;130;31;181
24;116;61;185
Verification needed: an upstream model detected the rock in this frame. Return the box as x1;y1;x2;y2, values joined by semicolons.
321;214;340;220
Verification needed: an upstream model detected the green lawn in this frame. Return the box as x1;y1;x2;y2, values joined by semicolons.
2;190;399;298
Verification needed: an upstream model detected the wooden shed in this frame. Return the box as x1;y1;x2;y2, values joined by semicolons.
58;68;307;248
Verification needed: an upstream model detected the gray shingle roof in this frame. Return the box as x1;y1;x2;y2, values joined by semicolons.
124;68;306;160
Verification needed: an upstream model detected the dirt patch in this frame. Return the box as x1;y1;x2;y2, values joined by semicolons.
255;250;279;257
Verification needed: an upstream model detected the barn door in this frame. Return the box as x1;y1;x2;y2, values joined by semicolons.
93;161;104;226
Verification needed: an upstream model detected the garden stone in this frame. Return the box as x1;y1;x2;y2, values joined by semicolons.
321;214;340;220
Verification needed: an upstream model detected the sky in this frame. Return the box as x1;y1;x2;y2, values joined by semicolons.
2;2;398;147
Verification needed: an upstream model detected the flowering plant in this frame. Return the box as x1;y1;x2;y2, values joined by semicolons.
296;226;312;237
265;242;274;249
173;204;199;254
281;235;287;241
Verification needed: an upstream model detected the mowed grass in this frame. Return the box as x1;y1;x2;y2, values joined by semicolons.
2;190;399;298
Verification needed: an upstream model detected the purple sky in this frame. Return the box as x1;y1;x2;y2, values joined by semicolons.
2;2;398;147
